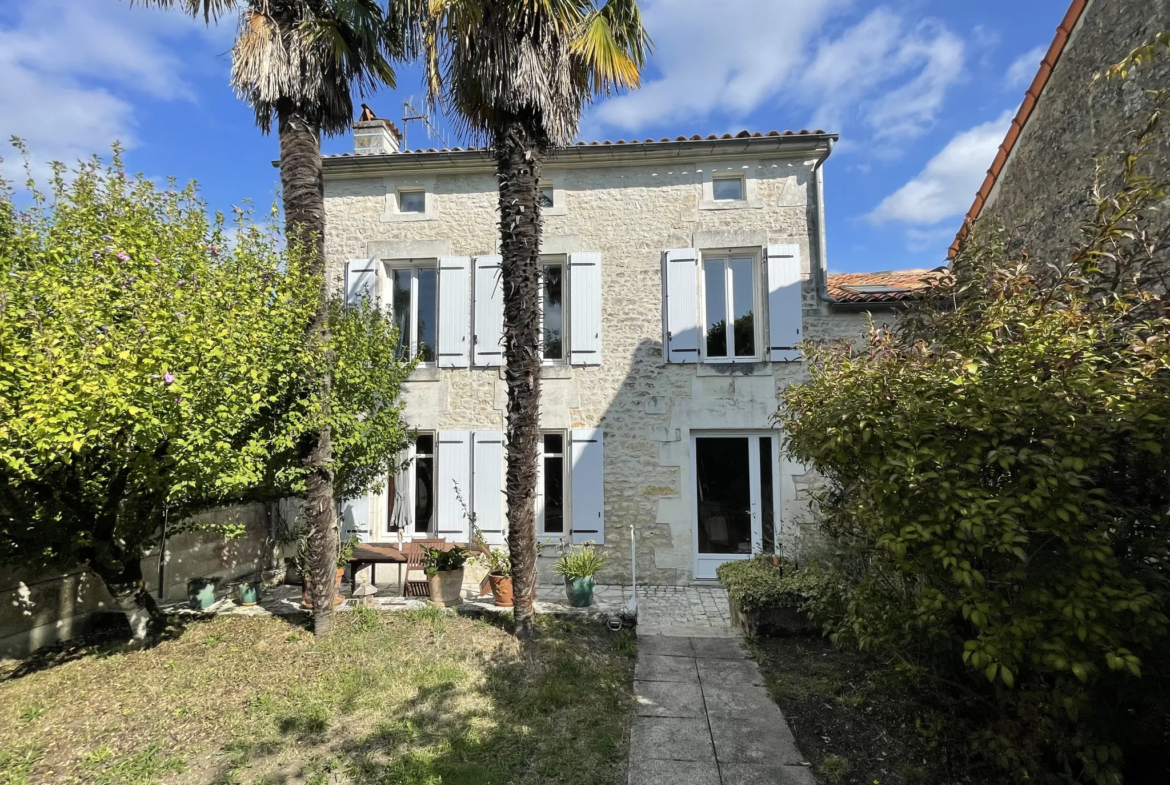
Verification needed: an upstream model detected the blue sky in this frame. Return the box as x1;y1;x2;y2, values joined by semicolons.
0;0;1071;273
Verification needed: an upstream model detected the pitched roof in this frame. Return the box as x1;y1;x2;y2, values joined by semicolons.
948;0;1089;257
827;269;944;304
324;128;829;157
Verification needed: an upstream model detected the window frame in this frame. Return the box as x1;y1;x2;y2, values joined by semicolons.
698;247;763;363
539;255;570;366
387;432;437;537
388;260;439;367
538;430;570;539
397;188;426;214
711;174;745;202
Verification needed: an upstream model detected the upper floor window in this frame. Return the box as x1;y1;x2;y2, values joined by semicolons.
539;184;555;209
398;189;425;213
391;263;438;364
541;257;567;363
712;175;744;201
701;252;758;361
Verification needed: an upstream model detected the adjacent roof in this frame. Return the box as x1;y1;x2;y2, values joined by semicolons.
827;269;944;304
949;0;1089;257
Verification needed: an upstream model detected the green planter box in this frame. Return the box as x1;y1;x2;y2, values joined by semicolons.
564;576;596;608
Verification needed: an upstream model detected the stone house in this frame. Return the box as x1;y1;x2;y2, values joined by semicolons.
325;118;922;585
952;0;1170;260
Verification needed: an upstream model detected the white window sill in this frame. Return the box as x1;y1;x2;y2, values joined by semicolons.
407;367;442;382
698;199;761;211
696;361;772;377
381;211;434;223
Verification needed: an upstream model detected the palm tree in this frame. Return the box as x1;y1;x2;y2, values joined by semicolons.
390;0;651;637
144;0;402;635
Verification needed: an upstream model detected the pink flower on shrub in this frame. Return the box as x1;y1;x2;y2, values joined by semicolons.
163;373;175;385
116;252;129;262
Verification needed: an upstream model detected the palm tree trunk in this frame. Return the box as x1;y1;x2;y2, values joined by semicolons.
278;104;338;636
496;120;544;639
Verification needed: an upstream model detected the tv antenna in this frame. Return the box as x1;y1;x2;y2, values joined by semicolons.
401;99;450;151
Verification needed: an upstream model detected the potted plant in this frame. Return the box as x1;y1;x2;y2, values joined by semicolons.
554;543;607;608
476;547;513;607
297;535;356;609
422;544;470;607
236;580;262;607
187;577;220;610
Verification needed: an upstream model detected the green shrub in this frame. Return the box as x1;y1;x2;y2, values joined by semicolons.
716;556;847;621
553;543;607;580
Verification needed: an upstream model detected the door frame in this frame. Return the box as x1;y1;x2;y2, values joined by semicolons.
690;430;782;580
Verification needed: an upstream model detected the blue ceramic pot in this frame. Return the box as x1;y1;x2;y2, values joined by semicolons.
564;576;596;608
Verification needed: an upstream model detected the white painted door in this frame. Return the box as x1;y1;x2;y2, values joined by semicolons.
692;433;781;580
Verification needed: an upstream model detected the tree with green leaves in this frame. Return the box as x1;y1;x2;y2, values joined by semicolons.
778;106;1170;782
0;147;413;639
390;0;651;637
142;0;404;634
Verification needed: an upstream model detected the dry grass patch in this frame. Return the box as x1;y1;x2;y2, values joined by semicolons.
0;608;636;784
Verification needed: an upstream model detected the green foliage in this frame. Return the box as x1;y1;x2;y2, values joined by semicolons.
0;144;413;604
421;545;470;576
475;546;512;577
553;543;607;580
716;556;847;619
777;110;1170;782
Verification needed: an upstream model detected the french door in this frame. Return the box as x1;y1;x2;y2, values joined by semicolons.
692;433;780;580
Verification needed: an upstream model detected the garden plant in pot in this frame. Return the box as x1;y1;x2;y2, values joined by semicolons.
298;535;356;609
422;545;470;608
476;547;513;607
554;543;607;608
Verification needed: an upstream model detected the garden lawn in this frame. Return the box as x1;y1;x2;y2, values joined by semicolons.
0;609;636;785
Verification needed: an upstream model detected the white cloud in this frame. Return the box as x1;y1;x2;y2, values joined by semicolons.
867;109;1013;226
1006;45;1046;89
0;0;230;177
590;0;850;133
588;2;964;149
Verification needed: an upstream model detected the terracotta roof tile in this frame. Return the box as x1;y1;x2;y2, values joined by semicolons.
827;269;944;303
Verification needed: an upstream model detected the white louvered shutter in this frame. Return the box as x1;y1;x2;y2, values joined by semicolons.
766;244;803;362
438;256;471;368
472;255;504;367
570;428;605;545
663;248;699;363
471;431;506;545
345;259;377;306
340;494;370;543
436;431;472;540
569;252;602;366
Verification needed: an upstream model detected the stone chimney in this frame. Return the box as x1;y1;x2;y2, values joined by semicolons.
353;104;400;155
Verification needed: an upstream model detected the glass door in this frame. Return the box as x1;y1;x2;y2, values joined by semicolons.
693;433;779;580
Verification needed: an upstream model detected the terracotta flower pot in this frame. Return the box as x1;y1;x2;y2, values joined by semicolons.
301;567;346;609
427;568;465;607
488;574;514;607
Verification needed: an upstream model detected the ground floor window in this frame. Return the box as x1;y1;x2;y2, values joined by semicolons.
413;433;435;533
540;432;566;535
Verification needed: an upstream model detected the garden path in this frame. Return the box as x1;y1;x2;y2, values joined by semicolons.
630;627;815;784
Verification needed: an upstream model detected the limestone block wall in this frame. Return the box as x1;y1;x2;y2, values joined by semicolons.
324;145;887;584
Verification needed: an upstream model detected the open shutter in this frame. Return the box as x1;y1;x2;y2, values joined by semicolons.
472;255;504;367
569;252;602;366
570;428;604;545
766;244;803;362
663;248;699;363
438;256;471;368
436;430;472;540
340;494;371;543
471;431;506;545
345;259;377;306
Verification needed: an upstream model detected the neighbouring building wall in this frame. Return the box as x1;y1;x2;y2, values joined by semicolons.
0;503;272;659
325;143;886;585
981;0;1170;260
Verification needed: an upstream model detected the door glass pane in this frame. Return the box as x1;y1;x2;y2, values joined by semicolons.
392;269;412;360
416;267;437;363
730;256;755;357
414;434;434;534
543;264;564;360
759;438;775;554
543;434;564;534
695;437;752;554
704;259;728;358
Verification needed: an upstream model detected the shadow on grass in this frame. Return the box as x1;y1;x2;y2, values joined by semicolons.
218;615;635;785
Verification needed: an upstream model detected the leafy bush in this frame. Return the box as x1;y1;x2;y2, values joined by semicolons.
777;108;1170;783
421;545;470;575
476;546;512;577
553;543;607;580
717;557;848;621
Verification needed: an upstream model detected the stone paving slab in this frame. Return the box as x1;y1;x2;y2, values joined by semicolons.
695;657;765;687
701;683;786;720
719;763;817;785
636;635;694;657
634;679;705;718
635;654;700;683
627;759;722;785
690;637;747;660
708;714;802;766
631;717;717;762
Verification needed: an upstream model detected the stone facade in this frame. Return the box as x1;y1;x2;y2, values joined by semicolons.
981;0;1170;260
323;136;888;585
